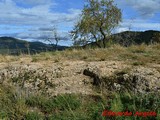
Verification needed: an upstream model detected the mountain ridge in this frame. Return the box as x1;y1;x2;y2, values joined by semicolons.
84;30;160;48
0;36;67;54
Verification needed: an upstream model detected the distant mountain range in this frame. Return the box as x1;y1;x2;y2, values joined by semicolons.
84;30;160;48
0;37;67;55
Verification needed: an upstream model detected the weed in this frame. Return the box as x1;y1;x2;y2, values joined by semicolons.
25;112;43;120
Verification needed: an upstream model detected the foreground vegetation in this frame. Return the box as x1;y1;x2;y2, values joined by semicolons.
0;84;159;119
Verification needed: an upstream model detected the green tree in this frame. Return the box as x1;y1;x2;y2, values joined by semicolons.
71;0;122;48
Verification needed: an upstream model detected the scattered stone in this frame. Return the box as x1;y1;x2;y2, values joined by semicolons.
0;60;159;96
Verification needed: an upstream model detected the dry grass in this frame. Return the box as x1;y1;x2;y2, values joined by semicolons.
0;55;19;62
0;43;160;67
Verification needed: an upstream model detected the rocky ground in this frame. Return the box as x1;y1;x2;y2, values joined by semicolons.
0;57;160;96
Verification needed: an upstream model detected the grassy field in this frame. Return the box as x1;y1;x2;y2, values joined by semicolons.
1;43;160;64
0;43;160;119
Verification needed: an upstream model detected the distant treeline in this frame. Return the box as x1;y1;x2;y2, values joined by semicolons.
0;37;67;55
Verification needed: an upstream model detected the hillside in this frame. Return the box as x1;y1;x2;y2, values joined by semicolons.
112;30;160;46
0;33;160;119
0;43;160;119
0;37;67;55
84;30;160;48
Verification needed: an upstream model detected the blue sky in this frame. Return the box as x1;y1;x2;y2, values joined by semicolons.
0;0;160;46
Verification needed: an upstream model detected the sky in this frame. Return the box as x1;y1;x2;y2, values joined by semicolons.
0;0;160;46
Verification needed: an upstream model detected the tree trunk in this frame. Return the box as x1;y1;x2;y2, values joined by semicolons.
102;38;106;48
91;33;102;48
100;27;106;48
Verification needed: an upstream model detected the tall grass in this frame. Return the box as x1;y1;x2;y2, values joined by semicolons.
0;44;160;65
0;84;159;119
30;43;160;65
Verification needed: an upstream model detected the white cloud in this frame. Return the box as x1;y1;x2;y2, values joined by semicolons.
9;26;70;42
115;0;160;18
118;19;160;32
0;0;82;44
0;0;81;26
113;0;160;33
15;0;55;6
115;27;129;33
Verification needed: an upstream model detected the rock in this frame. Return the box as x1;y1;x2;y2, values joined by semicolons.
128;67;160;93
83;67;102;86
83;65;160;94
106;67;160;93
113;83;121;91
